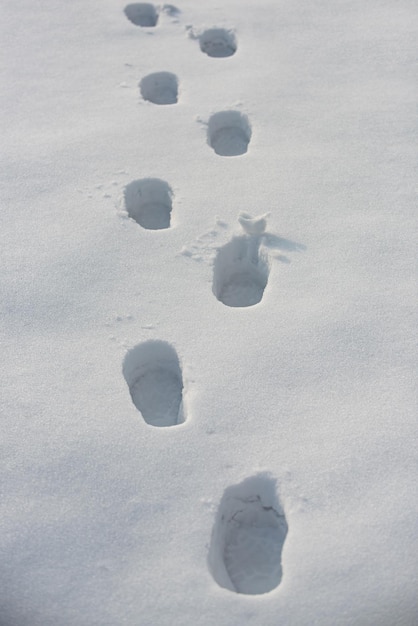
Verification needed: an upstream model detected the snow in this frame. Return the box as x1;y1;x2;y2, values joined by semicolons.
1;0;417;624
208;474;288;596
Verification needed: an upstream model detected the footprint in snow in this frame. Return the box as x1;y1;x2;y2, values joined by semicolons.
199;29;237;58
124;3;159;27
207;111;251;156
123;340;185;427
140;72;178;105
213;213;271;307
124;178;173;230
208;474;288;595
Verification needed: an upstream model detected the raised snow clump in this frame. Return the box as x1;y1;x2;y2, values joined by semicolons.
207;111;251;156
124;4;158;27
124;179;173;230
140;72;178;105
123;340;185;427
208;474;288;595
199;29;237;58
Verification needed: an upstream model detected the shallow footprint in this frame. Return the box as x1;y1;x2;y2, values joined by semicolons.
199;29;237;58
124;179;173;230
207;111;251;156
140;72;178;105
213;235;270;307
208;474;288;595
124;3;159;27
123;341;184;427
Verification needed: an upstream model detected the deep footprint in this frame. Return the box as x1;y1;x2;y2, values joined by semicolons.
208;474;288;595
124;3;158;27
213;235;270;307
123;341;184;427
199;29;237;58
208;111;251;156
124;178;173;230
140;72;178;105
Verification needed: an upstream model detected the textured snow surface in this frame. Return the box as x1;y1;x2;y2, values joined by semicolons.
1;0;417;624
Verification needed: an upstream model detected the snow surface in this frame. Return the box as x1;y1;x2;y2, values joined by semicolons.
1;0;417;624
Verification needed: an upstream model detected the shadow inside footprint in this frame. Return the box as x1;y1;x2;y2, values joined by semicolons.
123;341;184;427
207;111;251;156
208;474;288;595
124;3;158;27
124;179;173;230
140;72;178;105
199;29;237;58
213;235;269;307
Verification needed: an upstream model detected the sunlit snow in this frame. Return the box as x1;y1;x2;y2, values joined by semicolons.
1;0;417;624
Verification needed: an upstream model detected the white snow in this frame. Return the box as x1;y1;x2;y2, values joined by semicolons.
238;212;270;236
1;0;417;624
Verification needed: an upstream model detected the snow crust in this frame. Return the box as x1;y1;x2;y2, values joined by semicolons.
1;0;417;624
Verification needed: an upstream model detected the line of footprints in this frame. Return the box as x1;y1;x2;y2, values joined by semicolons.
120;3;298;596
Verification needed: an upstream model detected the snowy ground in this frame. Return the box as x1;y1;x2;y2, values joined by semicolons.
1;0;417;624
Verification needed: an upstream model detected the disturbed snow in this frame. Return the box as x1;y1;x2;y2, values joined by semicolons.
1;0;417;625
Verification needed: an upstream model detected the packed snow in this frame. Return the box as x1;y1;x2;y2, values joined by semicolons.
1;0;417;624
